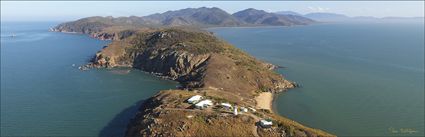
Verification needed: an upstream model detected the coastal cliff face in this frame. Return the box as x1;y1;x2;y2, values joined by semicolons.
51;26;139;40
88;29;294;98
82;28;333;136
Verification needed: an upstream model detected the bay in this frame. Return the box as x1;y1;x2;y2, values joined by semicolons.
0;22;177;136
210;22;424;136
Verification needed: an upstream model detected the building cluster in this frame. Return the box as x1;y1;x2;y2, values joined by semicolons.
186;95;273;128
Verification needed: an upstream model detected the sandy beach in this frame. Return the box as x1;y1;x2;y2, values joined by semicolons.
255;92;273;110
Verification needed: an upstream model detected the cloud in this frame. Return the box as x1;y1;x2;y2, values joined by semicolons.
307;6;330;12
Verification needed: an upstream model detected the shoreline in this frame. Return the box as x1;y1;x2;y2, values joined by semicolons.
271;92;282;115
255;92;273;110
206;24;307;30
255;92;283;115
206;22;328;30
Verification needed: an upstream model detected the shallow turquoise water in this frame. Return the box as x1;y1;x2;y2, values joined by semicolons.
210;23;424;136
1;22;177;136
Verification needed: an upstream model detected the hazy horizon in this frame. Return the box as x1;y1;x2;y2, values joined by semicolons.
1;1;424;22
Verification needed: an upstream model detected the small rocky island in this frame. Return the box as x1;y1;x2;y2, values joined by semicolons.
52;7;334;137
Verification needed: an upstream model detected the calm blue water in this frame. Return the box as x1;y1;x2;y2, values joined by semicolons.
210;23;424;136
1;22;423;136
1;22;177;136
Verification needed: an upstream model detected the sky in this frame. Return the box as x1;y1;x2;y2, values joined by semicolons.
1;1;424;21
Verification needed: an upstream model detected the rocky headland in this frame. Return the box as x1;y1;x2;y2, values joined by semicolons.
52;7;334;137
76;28;332;137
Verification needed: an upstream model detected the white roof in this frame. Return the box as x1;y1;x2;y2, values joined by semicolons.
188;95;202;102
241;107;248;112
260;119;273;125
220;103;232;107
248;107;256;112
195;99;213;106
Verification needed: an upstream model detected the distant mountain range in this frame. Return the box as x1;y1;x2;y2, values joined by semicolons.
233;8;313;26
53;7;315;34
54;7;423;35
143;7;242;26
275;11;424;22
303;13;349;22
274;11;302;16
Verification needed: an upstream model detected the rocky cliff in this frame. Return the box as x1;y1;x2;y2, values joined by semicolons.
51;26;141;40
87;28;294;98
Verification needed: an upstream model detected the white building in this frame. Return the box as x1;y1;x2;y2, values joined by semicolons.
248;107;256;112
195;99;213;109
187;95;203;104
220;103;232;109
259;119;273;128
240;107;248;113
234;106;238;115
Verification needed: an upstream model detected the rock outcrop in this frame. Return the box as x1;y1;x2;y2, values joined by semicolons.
51;26;138;40
87;28;295;97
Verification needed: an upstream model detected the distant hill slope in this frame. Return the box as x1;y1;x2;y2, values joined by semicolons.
52;7;316;35
304;12;425;22
144;7;242;26
304;12;350;22
274;11;303;16
275;11;425;23
233;8;315;26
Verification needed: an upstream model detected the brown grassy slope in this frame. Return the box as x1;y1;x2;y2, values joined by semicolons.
202;53;293;101
94;28;294;102
125;90;335;137
125;90;256;137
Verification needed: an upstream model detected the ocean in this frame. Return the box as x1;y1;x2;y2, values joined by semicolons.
1;22;423;136
209;22;424;136
0;22;177;136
